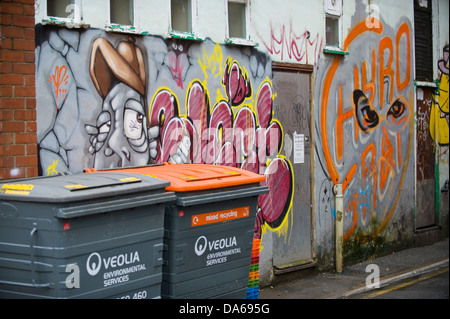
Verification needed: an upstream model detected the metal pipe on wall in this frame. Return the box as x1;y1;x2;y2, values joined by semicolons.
333;184;343;273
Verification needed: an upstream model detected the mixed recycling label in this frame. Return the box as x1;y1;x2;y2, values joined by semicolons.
191;206;250;227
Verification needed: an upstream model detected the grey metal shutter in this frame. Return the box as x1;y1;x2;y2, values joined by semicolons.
414;0;433;82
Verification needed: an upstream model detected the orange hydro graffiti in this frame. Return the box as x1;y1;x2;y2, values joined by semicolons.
319;18;414;239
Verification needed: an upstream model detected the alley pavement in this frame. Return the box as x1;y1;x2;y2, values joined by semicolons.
259;237;449;299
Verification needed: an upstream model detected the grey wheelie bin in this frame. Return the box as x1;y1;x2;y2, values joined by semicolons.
0;172;175;299
85;163;269;299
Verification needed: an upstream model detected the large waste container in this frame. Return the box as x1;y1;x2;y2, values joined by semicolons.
85;163;269;299
0;172;175;299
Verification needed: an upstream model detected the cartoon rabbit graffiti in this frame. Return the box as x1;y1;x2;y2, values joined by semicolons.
85;37;157;169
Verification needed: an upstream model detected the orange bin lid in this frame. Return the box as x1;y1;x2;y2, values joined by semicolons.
85;163;266;192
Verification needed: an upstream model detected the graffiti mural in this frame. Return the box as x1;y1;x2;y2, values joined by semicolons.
317;17;414;239
256;19;323;67
434;44;449;194
35;26;292;239
430;44;449;146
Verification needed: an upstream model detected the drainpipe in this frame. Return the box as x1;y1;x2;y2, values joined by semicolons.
333;184;343;273
433;87;440;224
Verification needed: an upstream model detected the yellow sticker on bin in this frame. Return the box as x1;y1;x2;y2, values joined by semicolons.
64;184;88;190
0;184;34;195
119;177;141;182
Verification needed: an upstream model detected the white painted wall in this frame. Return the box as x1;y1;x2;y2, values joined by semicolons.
438;0;449;50
251;0;324;64
35;0;327;64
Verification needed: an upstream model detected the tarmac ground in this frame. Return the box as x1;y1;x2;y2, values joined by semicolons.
259;237;449;299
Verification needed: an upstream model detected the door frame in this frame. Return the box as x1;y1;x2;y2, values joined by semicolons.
271;62;316;272
414;84;439;230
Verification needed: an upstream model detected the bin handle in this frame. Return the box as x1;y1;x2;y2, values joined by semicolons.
0;225;51;289
55;192;176;218
176;185;269;207
83;163;166;173
29;224;51;288
67;178;142;192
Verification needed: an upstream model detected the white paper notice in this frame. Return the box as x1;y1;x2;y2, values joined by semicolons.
293;132;304;164
417;88;424;101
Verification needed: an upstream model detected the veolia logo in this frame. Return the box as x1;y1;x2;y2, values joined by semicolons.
194;235;238;256
194;236;208;256
86;252;102;276
86;251;141;276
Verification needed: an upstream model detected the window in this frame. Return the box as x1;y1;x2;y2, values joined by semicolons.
225;0;255;46
171;0;192;33
47;0;72;18
228;1;246;39
324;0;343;51
325;16;340;47
169;0;204;41
414;0;433;82
46;0;81;22
110;0;134;26
107;0;138;33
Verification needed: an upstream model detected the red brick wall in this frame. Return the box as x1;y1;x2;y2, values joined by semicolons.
0;0;38;180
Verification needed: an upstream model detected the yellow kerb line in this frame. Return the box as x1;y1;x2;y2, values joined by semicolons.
362;267;449;299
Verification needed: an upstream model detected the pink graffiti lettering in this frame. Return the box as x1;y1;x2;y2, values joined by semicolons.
257;20;323;66
149;63;293;239
222;58;252;106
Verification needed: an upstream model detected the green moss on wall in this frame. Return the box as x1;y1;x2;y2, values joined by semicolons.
343;218;388;265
